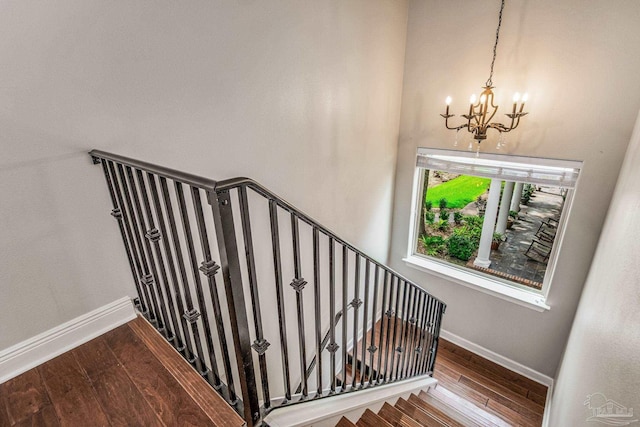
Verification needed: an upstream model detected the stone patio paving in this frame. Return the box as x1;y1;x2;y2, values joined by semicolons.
470;187;564;290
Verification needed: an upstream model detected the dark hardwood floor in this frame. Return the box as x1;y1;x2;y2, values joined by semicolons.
432;339;547;426
0;316;243;427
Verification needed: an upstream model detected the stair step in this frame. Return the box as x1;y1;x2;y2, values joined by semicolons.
356;409;392;427
378;402;422;427
394;397;448;426
433;372;491;408
338;363;367;386
408;393;469;427
418;389;483;427
429;384;511;427
336;416;357;427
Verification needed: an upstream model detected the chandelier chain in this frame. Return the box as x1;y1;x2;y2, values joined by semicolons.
486;0;505;87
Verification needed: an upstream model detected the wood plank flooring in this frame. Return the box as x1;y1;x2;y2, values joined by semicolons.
0;316;244;427
432;339;547;426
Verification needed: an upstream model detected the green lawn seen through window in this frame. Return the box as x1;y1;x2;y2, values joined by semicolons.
425;174;491;209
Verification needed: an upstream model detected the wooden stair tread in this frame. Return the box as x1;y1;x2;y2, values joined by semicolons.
419;389;484;427
378;402;422;427
356;409;393;427
408;393;469;427
336;416;357;427
394;397;448;427
429;384;511;427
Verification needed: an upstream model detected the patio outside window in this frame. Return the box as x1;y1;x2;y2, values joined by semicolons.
405;148;582;310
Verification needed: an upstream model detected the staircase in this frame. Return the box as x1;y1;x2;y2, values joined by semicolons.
334;336;547;427
89;150;447;427
337;385;508;427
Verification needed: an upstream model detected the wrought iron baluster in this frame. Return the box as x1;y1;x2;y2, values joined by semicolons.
99;159;146;314
412;289;426;376
341;245;348;391
392;280;407;380
360;259;370;388
312;227;322;396
328;236;337;393
428;302;446;374
383;274;398;383
396;280;409;379
408;290;425;377
129;167;173;338
117;164;163;330
400;284;416;379
192;186;236;404
160;177;206;372
238;187;270;407
368;265;380;385
387;276;401;381
419;296;437;374
415;295;431;376
147;173;192;358
174;182;219;386
268;200;291;402
290;213;308;399
136;169;180;345
351;253;361;389
377;270;389;383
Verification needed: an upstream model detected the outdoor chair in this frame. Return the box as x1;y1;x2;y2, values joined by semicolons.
525;238;552;263
536;219;558;243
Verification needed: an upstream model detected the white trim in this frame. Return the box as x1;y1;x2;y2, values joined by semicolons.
541;381;555;427
439;328;554;387
264;376;438;427
0;297;136;384
404;255;550;312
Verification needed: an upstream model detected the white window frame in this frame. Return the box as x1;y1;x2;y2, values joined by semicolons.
404;148;582;312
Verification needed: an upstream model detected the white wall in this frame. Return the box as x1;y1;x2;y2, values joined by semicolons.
547;111;640;425
389;0;640;377
0;0;408;351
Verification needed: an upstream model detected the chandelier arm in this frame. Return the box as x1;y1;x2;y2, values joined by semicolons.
487;123;510;132
446;122;469;131
440;114;470;131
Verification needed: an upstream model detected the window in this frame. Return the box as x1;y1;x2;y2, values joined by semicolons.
404;148;582;311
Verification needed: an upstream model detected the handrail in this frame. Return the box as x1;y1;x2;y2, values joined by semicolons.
216;177;445;306
89;149;218;191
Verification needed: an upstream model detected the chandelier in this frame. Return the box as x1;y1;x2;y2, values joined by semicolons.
441;0;528;150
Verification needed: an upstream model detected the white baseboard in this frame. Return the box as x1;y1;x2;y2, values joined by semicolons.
0;297;136;384
439;329;554;387
541;381;554;427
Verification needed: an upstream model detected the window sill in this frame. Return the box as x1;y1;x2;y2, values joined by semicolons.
403;255;550;312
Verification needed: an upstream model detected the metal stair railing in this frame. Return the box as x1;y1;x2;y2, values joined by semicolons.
90;149;447;427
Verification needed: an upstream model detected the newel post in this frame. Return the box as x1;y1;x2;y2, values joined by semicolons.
208;188;260;426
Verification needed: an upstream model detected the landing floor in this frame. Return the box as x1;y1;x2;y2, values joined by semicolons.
0;316;243;427
434;339;548;426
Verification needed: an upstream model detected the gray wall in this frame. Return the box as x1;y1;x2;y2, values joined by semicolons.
0;1;408;351
389;0;640;377
549;111;640;425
